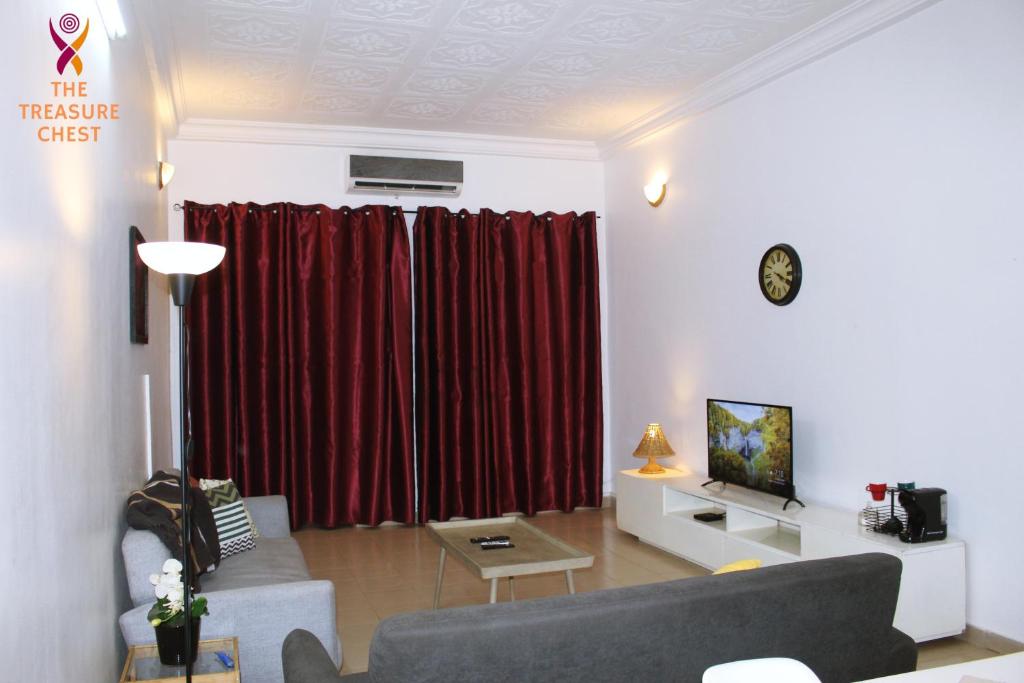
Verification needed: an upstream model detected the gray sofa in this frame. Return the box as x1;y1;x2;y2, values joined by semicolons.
120;495;340;683
283;553;916;683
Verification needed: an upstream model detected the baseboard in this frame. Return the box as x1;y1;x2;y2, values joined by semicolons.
602;494;615;509
958;625;1024;655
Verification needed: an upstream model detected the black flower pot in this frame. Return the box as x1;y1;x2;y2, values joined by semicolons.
154;618;201;666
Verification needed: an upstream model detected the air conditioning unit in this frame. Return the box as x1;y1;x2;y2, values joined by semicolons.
348;155;463;196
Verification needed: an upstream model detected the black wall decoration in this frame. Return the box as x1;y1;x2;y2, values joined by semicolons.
129;225;149;344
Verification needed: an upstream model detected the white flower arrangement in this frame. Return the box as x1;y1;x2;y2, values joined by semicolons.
147;558;209;627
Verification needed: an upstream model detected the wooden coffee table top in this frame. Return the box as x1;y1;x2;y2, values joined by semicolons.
426;517;594;580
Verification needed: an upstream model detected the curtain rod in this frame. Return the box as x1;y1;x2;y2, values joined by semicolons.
172;203;601;218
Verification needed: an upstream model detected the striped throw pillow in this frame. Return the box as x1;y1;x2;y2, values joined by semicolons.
204;481;256;558
200;478;260;538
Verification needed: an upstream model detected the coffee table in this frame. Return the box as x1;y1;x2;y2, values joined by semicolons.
426;517;594;607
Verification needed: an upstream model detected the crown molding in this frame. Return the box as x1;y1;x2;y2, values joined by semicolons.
173;119;603;162
597;0;942;157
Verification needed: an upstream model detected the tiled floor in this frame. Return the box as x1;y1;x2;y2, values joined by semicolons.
914;637;1004;670
293;506;999;675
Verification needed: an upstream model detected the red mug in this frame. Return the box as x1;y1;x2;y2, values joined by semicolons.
865;483;887;501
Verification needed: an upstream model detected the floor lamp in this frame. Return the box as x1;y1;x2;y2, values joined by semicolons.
138;241;225;681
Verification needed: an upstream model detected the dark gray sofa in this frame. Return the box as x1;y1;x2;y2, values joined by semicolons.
283;553;917;683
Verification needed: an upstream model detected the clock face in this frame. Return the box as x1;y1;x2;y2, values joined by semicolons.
759;244;802;306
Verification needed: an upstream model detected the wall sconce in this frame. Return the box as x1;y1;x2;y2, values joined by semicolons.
158;161;175;190
643;173;667;207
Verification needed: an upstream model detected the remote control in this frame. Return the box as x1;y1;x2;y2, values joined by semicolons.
481;542;515;550
470;535;511;544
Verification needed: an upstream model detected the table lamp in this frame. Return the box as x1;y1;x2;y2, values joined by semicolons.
633;423;675;474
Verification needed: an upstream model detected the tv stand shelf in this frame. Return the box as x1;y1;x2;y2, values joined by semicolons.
616;468;966;643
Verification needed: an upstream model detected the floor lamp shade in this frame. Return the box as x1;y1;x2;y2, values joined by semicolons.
138;241;225;306
633;423;675;474
137;241;225;275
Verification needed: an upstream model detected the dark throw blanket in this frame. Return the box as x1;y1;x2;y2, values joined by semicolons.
126;470;220;587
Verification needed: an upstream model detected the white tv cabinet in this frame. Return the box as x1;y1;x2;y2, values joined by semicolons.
616;469;966;643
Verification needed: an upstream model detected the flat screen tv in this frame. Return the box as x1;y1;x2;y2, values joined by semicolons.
707;398;799;506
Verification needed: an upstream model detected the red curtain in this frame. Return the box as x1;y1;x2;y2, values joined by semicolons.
184;202;415;527
414;208;604;522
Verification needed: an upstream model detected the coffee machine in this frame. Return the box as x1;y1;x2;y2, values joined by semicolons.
897;488;947;543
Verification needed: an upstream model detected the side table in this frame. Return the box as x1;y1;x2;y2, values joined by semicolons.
120;637;239;682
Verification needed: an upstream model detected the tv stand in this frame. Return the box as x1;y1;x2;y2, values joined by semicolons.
702;480;805;511
616;468;965;643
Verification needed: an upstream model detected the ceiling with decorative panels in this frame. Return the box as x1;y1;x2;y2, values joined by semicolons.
162;0;864;140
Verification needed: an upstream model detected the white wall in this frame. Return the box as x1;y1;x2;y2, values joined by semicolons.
0;2;171;678
165;137;612;492
603;0;1024;640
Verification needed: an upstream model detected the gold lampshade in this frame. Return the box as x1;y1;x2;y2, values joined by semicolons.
633;423;675;474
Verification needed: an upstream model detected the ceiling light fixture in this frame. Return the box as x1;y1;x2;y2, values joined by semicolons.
95;0;127;40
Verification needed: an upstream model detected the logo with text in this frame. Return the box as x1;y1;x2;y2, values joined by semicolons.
18;12;118;142
50;13;89;76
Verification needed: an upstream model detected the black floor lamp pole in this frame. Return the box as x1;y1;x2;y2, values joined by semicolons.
171;273;196;683
136;241;224;683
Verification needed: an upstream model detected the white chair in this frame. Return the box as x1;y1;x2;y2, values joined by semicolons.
703;657;823;683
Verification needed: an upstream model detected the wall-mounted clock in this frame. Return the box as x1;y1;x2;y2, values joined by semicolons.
759;243;802;306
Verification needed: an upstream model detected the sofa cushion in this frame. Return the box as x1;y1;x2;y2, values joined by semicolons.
204;480;257;558
713;558;762;574
199;537;311;593
201;478;261;538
